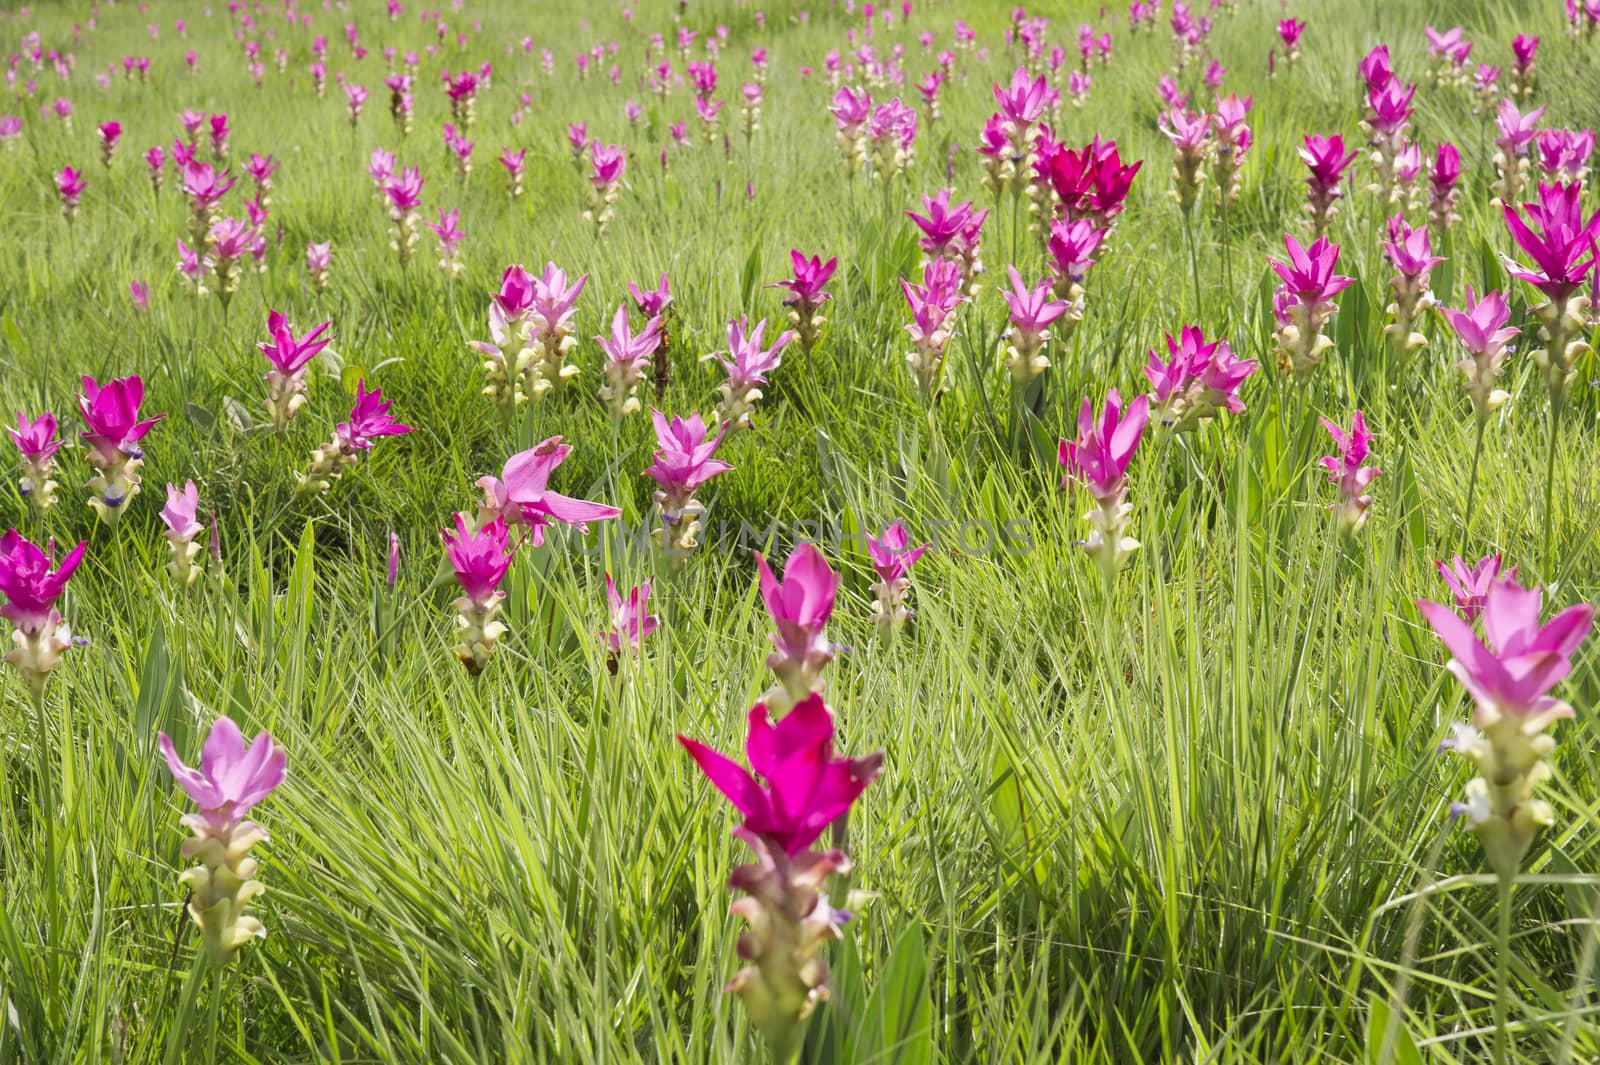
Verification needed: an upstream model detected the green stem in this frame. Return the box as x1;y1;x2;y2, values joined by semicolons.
1182;209;1201;319
1541;392;1563;577
1462;414;1487;553
31;687;59;1025
1494;872;1514;1065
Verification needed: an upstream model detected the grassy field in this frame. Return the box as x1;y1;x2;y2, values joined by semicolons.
2;0;1600;1061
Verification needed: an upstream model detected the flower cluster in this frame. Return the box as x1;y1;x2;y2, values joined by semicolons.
1058;390;1149;582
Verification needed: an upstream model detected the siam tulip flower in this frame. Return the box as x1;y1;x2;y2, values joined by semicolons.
1393;141;1424;212
905;188;988;292
473;438;619;546
1041;137;1142;232
915;72;943;125
677;693;883;1062
1536;128;1595;185
1045;217;1106;336
425;208;465;279
306;241;331;291
1363;80;1416;205
309;60;328;98
54;166;85;219
625;99;645;128
295;381;413;495
443;123;475;179
0;116;22;149
974;114;1013;196
182;161;235;249
1510;34;1539;99
1208;94;1251;210
1144;326;1256;430
79;374;164;522
179;109;206;145
755;542;840;708
9;413;62;513
442;515;514;675
1428;142;1462;240
1437;555;1515;625
601;573;658;662
1058;389;1149;581
1277;18;1304;64
1000;266;1069;387
1067;71;1092;107
627;273;675;398
1268;234;1353;383
176;237;211;296
384;166;425;267
1503;182;1599;406
1442;286;1519;423
0;530;84;699
143;145;166;191
1491;100;1545;205
499;147;525;199
209;113;230;160
206;216;256;304
693;95;724;144
741;83;763;138
1472;64;1502;115
160;480;207;586
829;86;872;172
245;152;276;209
1382;217;1444;357
1318;410;1380;536
385;74;415;136
444;70;480;128
158;717;286;968
566;122;590;164
1204;60;1227;89
1424;25;1472;87
1159;107;1210;215
643;411;732;556
1299;134;1358;237
866;521;928;641
367;148;396;193
468;265;536;417
900;259;967;401
97;120;120;167
595;305;662;419
1417;575;1592;880
865;98;917;180
522;262;587;400
773;251;836;356
991;66;1053;185
343;83;367;127
1156;74;1189;112
714;317;795;431
259;310;332;430
129;281;150;313
583;142;626;234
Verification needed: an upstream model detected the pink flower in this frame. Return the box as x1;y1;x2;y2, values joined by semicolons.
0;530;86;634
1318;410;1380;534
1383;217;1444;279
588;141;626;187
1424;25;1472;67
678;693;881;857
1502;182;1600;303
335;380;412;450
54;166;86;207
182;161;234;208
1046;217;1106;286
1494;100;1545;157
1443;285;1519;358
1145;326;1256;426
498;147;525;176
628;273;672;317
596;304;663;371
425;207;465;257
1365;80;1415;137
1042;137;1142;226
97;119;121;146
1058;388;1149;502
905;188;988;261
1417;577;1592;721
1277;17;1304;49
644;411;732;498
158;716;286;835
10;412;62;462
718;317;794;389
756;541;839;690
79;374;164;460
259;310;331;376
1536;128;1595;181
245;152;277;187
1431;142;1461;196
774;250;837;306
306;241;331;274
1159;107;1210;154
867;521;928;586
993;65;1050;128
161;480;203;541
1437;555;1515;624
1360;44;1394;91
477;438;621;545
442;514;514;605
602;574;658;654
1270;234;1353;305
384;166;424;212
368;148;395;188
1001;265;1069;335
1299;133;1358;193
1512;34;1539;69
130;280;150;311
343;82;368;122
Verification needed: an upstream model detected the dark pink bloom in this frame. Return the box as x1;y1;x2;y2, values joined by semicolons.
478;438;621;545
1299;134;1358;192
866;521;928;585
643;411;732;495
1269;234;1353;305
905;188;987;259
993;65;1051;128
774;250;837;305
384;167;425;212
1277;18;1304;49
602;573;658;654
79;375;164;459
259;311;331;375
442;514;514;604
1058;388;1149;502
1359;44;1393;91
10;412;62;461
1319;410;1380;533
1365;80;1415;137
0;530;86;633
628;273;672;317
335;380;412;450
1145;326;1256;424
1437;555;1515;624
54;166;86;206
1047;217;1106;285
1502;182;1600;303
678;693;882;856
757;541;839;675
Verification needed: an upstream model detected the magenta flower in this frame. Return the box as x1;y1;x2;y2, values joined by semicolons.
368;148;396;189
993;65;1051;129
644;411;731;554
1059;389;1149;504
1442;285;1519;420
1536;128;1595;184
335;380;412;451
161;480;203;541
159;716;285;835
1046;217;1107;295
259;311;331;428
589;141;626;186
867;521;928;640
181;160;234;210
901;259;967;398
1503;182;1600;304
595;305;663;417
1277;17;1305;51
1269;233;1352;382
1429;142;1462;235
1494;99;1545;158
602;573;659;656
343;82;368;124
10;412;62;464
1299;134;1357;235
443;514;514;606
773;251;836;353
477;437;621;546
384;166;424;212
715;317;795;430
1000;265;1068;385
1145;326;1256;429
1437;555;1515;624
425;207;465;277
1424;25;1472;68
0;530;85;634
97;119;121;164
755;542;839;706
1512;34;1539;69
54;166;86;216
679;693;879;858
628;273;673;318
1318;410;1380;535
79;374;164;464
1043;137;1142;228
307;241;331;288
1364;79;1415;137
